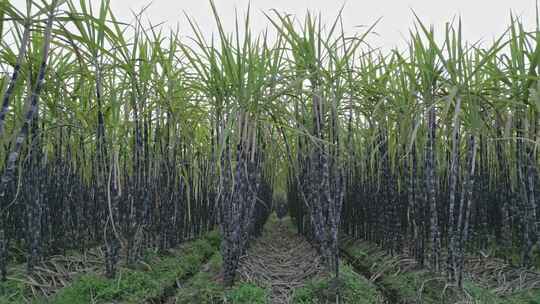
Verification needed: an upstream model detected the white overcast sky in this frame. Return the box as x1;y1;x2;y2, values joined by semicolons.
11;0;540;50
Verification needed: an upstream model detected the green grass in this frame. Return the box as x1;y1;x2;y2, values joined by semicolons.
504;290;540;304
342;240;540;304
342;241;464;303
175;253;269;304
47;238;217;303
0;232;221;304
0;279;27;304
52;240;217;304
292;263;382;304
175;253;226;304
225;283;269;304
0;229;269;304
463;282;540;304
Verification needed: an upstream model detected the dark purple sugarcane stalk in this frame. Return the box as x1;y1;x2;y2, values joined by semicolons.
105;151;121;278
329;98;344;279
456;134;477;287
26;118;43;273
447;96;461;281
495;117;512;258
413;143;426;266
516;116;535;267
407;143;416;257
0;23;30;139
217;114;242;285
526;141;538;258
0;2;56;280
426;103;441;272
240;124;261;252
523;120;538;267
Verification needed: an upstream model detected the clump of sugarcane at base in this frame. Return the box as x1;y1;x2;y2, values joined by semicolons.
181;1;279;286
218;113;263;286
267;12;369;299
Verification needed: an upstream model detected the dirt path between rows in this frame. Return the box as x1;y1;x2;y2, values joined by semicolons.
237;218;324;304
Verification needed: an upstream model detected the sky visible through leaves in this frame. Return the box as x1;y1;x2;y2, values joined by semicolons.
9;0;539;51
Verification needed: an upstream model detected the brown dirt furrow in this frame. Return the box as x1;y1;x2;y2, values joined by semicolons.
237;218;323;304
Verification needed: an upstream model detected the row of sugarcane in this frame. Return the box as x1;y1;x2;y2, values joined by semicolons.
339;20;540;287
0;0;275;286
286;12;540;290
0;0;224;280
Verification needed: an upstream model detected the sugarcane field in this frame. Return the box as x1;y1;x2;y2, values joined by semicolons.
1;0;540;303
